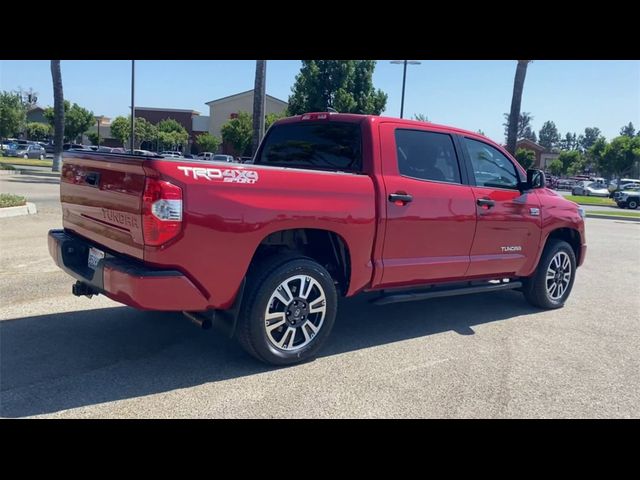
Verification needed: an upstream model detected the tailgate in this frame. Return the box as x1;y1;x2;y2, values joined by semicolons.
61;152;146;259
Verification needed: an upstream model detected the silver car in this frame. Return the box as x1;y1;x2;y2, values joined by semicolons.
572;181;610;197
615;186;640;209
5;143;46;160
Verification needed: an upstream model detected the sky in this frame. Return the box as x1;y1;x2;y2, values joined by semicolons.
1;60;638;144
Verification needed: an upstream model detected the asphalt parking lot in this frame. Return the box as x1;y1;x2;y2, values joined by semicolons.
1;175;639;418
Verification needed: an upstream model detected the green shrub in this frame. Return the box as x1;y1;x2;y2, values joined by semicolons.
0;193;27;208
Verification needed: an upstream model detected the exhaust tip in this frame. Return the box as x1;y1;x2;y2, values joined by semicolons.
183;311;212;330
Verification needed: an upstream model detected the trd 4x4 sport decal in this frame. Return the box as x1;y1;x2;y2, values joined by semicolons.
177;166;259;184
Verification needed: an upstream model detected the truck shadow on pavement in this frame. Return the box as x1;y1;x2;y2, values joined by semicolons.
0;290;540;417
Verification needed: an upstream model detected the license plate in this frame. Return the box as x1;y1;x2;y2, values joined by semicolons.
88;247;104;270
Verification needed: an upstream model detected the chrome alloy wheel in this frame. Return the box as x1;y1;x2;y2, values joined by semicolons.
264;275;327;351
546;251;572;300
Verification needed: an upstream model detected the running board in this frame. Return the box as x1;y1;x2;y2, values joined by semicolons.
371;281;523;306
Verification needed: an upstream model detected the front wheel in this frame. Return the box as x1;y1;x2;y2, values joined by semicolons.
39;154;44;160
628;199;639;210
23;154;29;159
236;255;338;365
522;239;576;309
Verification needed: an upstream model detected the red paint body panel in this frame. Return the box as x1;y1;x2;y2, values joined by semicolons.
53;114;586;313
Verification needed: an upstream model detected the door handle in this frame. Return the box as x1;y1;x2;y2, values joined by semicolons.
389;193;413;205
476;198;495;208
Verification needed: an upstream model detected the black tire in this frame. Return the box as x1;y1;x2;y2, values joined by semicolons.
628;198;639;210
236;254;338;366
522;239;576;309
23;154;28;159
618;202;627;209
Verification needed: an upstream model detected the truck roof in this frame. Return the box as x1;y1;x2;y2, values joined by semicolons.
274;112;492;144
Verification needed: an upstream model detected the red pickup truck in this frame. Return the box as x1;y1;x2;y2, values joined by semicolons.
49;113;586;365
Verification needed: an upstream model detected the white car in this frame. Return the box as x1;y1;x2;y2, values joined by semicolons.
572;181;610;197
608;178;640;193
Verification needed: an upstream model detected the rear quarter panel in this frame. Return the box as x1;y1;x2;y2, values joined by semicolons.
146;160;377;309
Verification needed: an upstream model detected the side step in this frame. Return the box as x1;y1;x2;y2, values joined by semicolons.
371;280;522;306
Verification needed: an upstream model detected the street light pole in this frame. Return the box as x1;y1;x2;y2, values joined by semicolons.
130;60;135;152
390;60;421;119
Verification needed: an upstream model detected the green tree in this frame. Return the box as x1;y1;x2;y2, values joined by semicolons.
25;122;51;141
557;150;582;175
599;136;640;177
266;111;287;130
548;158;564;176
44;100;94;142
515;148;536;169
578;127;602;152
50;60;64;172
476;129;485;136
221;111;253;156
620;122;636;137
87;132;100;145
110;116;130;147
0;91;27;140
560;132;578;151
413;113;429;122
288;60;387;115
503;111;534;145
538;121;560;151
567;154;588;176
157;118;189;151
505;60;532;154
196;132;221;153
134;117;157;149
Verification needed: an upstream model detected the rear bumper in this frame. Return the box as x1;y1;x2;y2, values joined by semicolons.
48;229;209;311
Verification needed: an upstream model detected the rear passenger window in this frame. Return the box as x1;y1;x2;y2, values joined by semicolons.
395;129;461;184
463;137;519;189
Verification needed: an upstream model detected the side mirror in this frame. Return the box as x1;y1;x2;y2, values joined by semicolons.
523;169;546;190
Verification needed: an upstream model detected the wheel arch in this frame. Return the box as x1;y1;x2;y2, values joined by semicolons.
248;228;352;296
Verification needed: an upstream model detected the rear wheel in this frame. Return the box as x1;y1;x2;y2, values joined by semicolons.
236;254;337;365
523;239;576;309
628;198;638;210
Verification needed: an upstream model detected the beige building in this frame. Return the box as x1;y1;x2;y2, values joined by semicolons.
205;89;288;138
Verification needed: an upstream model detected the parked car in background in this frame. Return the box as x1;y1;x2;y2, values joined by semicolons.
555;178;576;191
161;151;183;157
212;154;235;163
608;178;640;193
63;143;86;151
5;143;46;159
572;181;610;197
615;185;640;209
196;152;215;160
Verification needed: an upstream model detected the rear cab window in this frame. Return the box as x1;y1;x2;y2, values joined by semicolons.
255;121;362;172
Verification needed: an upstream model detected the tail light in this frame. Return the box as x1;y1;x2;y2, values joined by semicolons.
142;178;182;246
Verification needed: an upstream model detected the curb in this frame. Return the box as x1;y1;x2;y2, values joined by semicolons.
586;213;640;222
0;202;37;218
0;169;18;175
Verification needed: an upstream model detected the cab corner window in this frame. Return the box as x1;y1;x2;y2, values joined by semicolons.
395;129;461;184
463;137;519;189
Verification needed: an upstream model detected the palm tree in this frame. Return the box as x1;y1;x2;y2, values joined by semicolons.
50;60;64;172
251;60;267;156
506;60;531;156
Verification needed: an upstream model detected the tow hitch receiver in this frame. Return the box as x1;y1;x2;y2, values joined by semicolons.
72;281;99;298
